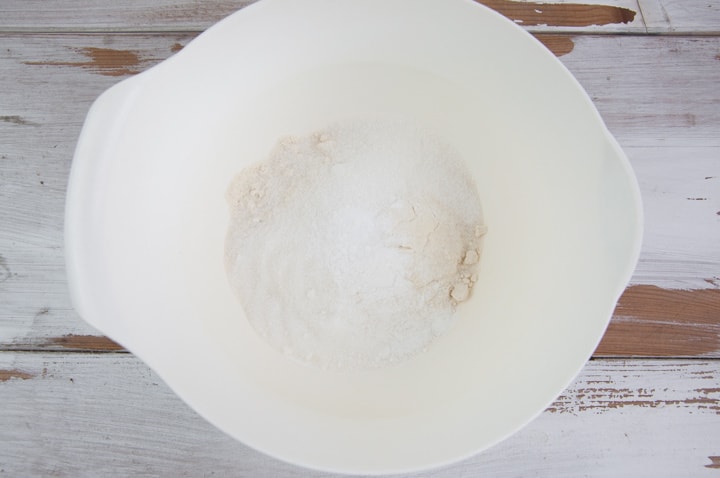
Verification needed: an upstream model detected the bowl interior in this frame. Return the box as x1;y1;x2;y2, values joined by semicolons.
67;0;642;473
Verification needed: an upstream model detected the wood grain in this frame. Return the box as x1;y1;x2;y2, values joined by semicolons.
44;335;123;351
0;354;717;476
548;360;720;414
535;33;576;56
0;369;35;381
24;47;145;76
597;286;720;357
478;0;637;27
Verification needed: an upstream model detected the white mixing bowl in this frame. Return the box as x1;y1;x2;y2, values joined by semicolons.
66;0;643;474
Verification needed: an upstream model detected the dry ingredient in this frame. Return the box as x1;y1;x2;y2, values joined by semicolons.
225;118;486;370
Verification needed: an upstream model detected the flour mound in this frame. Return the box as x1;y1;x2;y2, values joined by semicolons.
225;118;486;370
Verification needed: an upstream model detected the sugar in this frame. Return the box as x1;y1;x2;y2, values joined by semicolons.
225;117;486;370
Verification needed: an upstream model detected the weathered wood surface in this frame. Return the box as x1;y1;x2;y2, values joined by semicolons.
1;1;719;475
638;0;720;33
1;33;718;355
0;355;718;476
0;32;195;349
1;0;719;34
0;0;644;33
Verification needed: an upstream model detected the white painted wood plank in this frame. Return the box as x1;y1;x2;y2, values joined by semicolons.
0;355;718;476
559;34;720;290
638;0;673;30
0;1;717;36
0;0;646;33
0;0;256;33
0;34;195;346
629;146;720;290
639;0;720;33
562;34;720;148
1;34;718;349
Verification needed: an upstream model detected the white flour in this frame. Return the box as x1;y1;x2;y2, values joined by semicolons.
225;118;486;369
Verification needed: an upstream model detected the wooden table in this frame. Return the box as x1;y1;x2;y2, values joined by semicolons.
1;1;718;475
